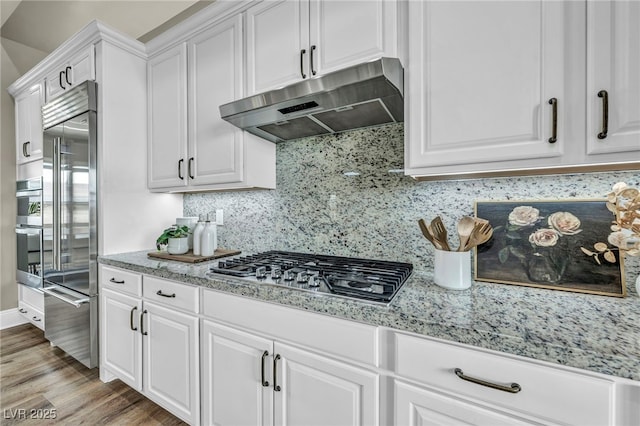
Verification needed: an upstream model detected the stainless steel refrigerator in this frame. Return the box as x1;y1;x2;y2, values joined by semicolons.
41;81;98;368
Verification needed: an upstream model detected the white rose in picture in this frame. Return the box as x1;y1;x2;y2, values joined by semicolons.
508;206;541;227
548;211;582;235
528;228;560;247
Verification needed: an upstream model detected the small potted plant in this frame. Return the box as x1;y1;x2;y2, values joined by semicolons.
156;225;191;255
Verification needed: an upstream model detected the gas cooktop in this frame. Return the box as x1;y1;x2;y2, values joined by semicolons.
208;250;413;305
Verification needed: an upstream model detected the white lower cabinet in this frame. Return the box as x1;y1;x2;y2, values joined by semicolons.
395;380;536;426
201;291;380;426
99;267;200;425
17;284;44;330
392;332;616;426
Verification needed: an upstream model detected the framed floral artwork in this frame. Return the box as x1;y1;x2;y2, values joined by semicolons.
474;200;626;297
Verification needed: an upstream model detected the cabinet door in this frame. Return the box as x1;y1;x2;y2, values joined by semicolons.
246;0;309;95
395;381;537;426
142;301;199;425
188;15;244;186
274;342;379;426
147;44;188;190
201;320;274;426
309;0;397;76
45;46;96;101
586;0;640;156
405;1;566;173
15;83;44;164
100;288;142;391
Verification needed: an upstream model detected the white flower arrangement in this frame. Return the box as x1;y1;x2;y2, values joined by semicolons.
582;182;640;264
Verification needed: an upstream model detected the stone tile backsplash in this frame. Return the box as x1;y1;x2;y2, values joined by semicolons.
184;123;639;288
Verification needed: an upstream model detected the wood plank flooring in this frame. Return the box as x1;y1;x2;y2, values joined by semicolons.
0;324;186;425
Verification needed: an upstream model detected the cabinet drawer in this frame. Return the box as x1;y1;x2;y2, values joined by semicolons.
18;301;45;330
19;284;44;311
394;333;614;425
99;265;142;296
143;276;199;313
202;289;378;367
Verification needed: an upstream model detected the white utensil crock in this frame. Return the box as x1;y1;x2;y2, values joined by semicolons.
434;249;471;290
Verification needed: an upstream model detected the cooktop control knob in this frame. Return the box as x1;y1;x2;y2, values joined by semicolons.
271;266;282;279
283;270;294;281
256;266;267;279
296;272;308;283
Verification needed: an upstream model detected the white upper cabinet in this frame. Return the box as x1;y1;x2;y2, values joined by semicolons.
405;0;566;175
405;0;640;179
45;46;95;102
246;0;398;95
15;82;44;164
147;12;275;192
586;0;640;157
188;16;244;186
147;44;189;190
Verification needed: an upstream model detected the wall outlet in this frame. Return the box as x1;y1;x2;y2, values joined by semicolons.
216;209;224;225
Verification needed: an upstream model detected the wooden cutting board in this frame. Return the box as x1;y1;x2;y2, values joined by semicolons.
147;248;241;263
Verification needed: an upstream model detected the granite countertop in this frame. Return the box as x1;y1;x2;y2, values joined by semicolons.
98;250;640;381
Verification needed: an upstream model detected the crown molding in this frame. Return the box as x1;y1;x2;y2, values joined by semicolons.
8;20;145;96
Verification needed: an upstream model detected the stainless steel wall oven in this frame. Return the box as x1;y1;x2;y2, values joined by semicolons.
16;177;44;289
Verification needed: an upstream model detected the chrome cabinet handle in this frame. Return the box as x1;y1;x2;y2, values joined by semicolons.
65;66;72;86
597;90;609;139
156;290;176;298
454;368;521;393
310;45;317;76
188;157;195;179
261;351;270;387
548;98;558;143
178;159;184;180
273;354;281;391
140;310;148;335
300;49;307;79
130;306;138;331
109;277;125;284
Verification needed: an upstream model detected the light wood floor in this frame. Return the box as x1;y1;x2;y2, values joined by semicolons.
0;324;186;425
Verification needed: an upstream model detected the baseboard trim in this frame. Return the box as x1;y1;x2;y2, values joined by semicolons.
0;308;28;330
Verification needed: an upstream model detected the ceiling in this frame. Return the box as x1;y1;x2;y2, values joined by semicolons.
1;0;214;54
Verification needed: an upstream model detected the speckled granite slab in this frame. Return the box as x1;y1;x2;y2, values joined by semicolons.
99;250;640;382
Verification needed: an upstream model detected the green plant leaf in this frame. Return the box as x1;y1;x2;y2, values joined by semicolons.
498;246;510;264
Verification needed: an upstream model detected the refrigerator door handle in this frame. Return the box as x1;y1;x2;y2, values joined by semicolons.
42;286;90;308
52;137;62;271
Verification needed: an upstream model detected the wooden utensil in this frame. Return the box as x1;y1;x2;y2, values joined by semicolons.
430;216;451;251
456;216;476;252
418;219;443;250
464;221;493;251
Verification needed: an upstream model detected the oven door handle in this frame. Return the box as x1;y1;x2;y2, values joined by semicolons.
42;286;90;308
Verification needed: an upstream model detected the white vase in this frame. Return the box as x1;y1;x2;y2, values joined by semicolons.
167;237;189;255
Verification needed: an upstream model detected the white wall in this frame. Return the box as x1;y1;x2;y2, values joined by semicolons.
0;38;47;310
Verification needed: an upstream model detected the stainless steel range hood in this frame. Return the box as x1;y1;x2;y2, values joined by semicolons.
219;57;403;143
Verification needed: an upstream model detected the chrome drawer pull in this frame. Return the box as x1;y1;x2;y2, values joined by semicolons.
156;290;176;298
454;368;521;394
109;277;125;284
